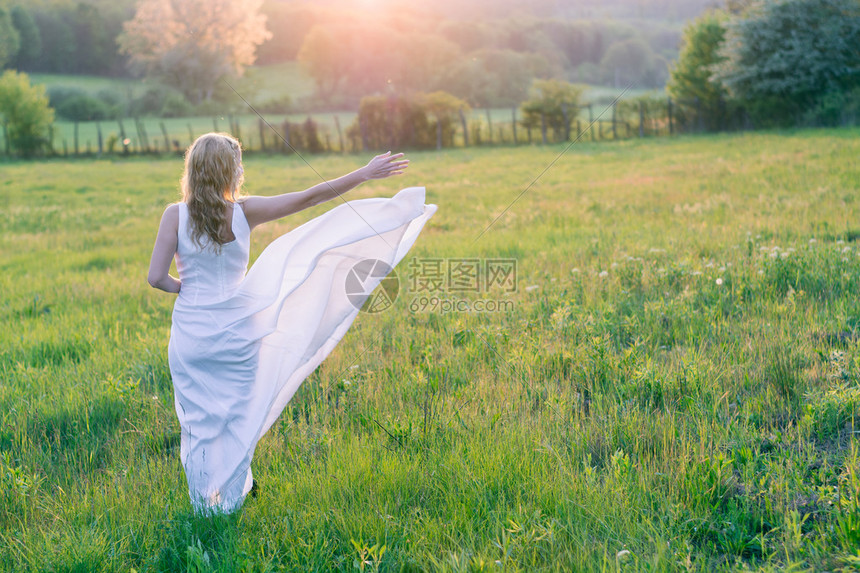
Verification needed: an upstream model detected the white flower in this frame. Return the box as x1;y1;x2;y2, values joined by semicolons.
617;550;631;560
571;268;580;274
611;263;618;269
525;285;539;292
809;238;817;244
599;271;609;278
842;246;851;253
692;271;702;276
716;278;724;285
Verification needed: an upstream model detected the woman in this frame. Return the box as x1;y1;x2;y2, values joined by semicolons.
147;132;436;513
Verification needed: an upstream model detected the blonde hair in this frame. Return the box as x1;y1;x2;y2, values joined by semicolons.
180;132;245;252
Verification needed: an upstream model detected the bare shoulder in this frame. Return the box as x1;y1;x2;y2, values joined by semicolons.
160;203;180;229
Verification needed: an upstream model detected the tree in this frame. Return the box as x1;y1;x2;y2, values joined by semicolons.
667;11;731;130
713;0;860;125
10;6;41;71
0;70;54;157
0;7;20;69
599;38;666;88
520;79;585;139
118;0;272;103
420;91;470;148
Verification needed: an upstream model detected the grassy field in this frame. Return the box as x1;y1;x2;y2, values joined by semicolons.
2;129;860;571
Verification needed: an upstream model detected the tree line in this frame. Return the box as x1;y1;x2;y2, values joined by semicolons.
668;0;860;128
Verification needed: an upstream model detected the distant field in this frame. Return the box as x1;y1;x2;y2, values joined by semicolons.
2;130;859;571
26;64;654;152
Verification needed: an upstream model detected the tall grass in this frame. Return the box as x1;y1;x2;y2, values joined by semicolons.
1;129;859;571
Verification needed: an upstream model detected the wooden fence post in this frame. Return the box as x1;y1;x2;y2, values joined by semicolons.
2;120;8;155
160;122;170;152
668;97;674;135
639;101;645;137
283;119;290;153
540;113;547;144
611;103;617;139
213;118;219;133
511;107;518;144
96;122;103;157
334;115;345;153
118;119;129;155
74;121;79;156
485;109;493;144
140;121;151;152
588;104;595;141
187;123;194;146
258;118;266;152
561;102;570;142
459;108;469;147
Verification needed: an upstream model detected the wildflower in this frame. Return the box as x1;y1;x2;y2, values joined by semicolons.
692;271;702;276
716;278;724;285
599;271;609;278
611;263;618;269
525;285;539;292
842;246;851;254
571;268;580;274
809;238;817;244
617;550;632;560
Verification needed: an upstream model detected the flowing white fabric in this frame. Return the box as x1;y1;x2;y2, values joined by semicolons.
167;186;436;513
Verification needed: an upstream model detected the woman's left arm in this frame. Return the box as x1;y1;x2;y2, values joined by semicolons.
147;204;181;293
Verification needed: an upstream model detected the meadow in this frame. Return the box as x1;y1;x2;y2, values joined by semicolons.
1;129;860;571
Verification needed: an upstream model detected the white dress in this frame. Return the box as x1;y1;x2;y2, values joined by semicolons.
167;186;436;513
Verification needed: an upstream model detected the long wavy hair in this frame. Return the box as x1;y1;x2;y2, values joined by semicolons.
180;132;245;252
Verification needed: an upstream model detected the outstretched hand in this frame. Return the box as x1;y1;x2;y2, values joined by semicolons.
362;151;409;180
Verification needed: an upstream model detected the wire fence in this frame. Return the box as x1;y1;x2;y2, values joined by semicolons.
0;97;751;159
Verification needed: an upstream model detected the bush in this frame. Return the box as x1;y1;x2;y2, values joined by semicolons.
0;70;54;157
160;92;194;118
347;94;448;151
128;87;168;117
54;94;111;121
803;88;860;127
254;94;292;114
520;79;585;140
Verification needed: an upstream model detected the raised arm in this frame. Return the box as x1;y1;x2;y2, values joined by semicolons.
147;204;181;293
241;151;408;230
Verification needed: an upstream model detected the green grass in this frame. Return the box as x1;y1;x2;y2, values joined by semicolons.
2;129;860;571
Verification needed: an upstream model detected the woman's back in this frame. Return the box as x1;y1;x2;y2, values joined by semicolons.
175;201;251;305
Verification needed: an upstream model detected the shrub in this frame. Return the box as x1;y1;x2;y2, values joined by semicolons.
54;94;111;121
0;70;54;157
